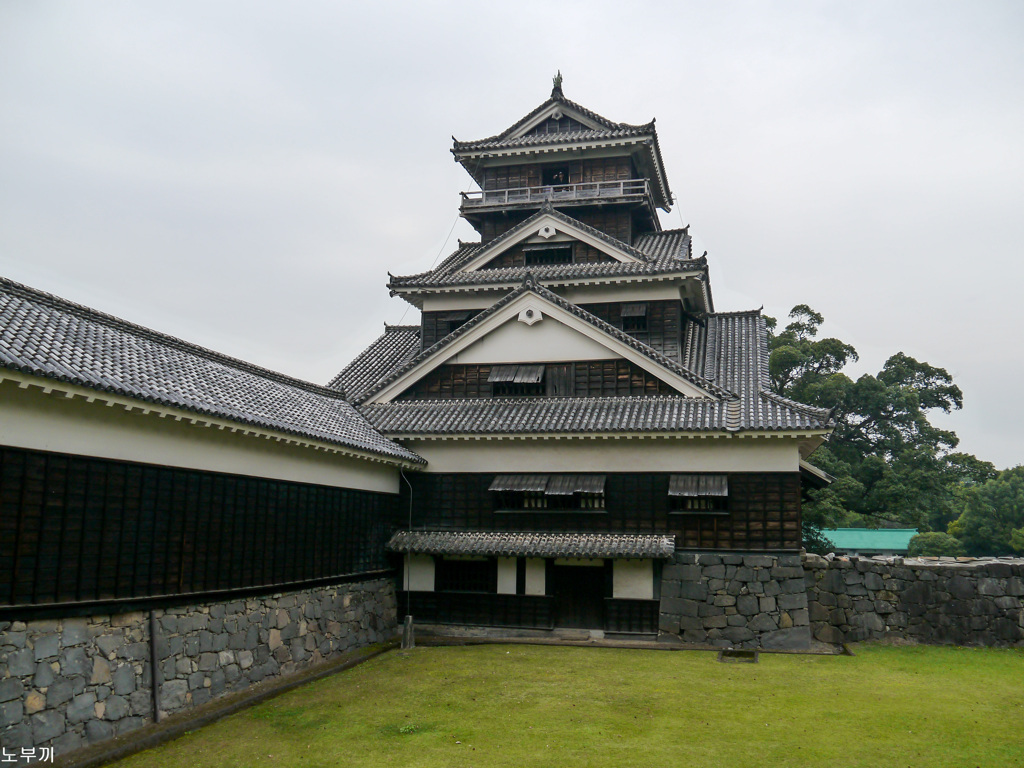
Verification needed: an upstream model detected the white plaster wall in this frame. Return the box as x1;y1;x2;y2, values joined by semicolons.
404;554;435;591
559;283;688;305
420;283;688;312
497;557;517;594
403;436;802;474
613;559;654;599
524;558;546;595
451;314;615;364
0;379;400;493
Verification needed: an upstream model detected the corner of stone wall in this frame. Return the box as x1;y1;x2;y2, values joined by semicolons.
0;577;399;757
658;552;811;650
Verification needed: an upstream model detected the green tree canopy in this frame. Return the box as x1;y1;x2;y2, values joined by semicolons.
767;305;995;537
948;467;1024;556
907;531;965;557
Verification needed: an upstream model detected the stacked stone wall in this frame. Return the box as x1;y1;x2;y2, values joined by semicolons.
658;552;811;650
0;577;397;757
804;555;1024;647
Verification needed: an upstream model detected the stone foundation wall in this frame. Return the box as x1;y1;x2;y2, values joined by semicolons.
804;555;1024;646
0;577;397;756
658;552;811;650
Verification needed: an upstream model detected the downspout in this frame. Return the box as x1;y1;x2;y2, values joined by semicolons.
399;467;415;649
149;609;162;723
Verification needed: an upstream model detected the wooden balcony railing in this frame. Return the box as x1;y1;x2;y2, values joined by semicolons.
461;178;650;208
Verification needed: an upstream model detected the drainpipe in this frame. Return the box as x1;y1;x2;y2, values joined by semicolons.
399;467;415;649
149;610;162;723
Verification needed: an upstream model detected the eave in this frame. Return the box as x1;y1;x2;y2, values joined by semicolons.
0;368;426;469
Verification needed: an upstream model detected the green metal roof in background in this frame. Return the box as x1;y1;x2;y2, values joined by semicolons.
822;528;919;552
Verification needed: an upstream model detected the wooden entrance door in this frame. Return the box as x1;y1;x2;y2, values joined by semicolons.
551;564;605;629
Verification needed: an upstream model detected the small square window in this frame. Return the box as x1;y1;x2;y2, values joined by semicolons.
621;303;648;333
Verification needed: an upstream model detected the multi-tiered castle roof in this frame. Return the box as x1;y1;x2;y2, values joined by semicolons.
333;79;833;447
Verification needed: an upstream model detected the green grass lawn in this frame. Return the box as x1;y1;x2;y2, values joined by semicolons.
112;643;1024;768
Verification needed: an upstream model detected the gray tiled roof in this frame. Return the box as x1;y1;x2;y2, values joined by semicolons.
683;310;833;431
327;325;420;401
359;393;829;436
452;92;644;152
0;277;424;464
453;126;654;152
389;211;701;291
355;280;732;405
633;228;692;261
387;530;676;559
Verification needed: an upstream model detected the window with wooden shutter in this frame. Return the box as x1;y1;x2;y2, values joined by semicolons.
669;474;729;514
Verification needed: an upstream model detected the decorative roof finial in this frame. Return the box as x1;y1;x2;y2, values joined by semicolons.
552;70;563;98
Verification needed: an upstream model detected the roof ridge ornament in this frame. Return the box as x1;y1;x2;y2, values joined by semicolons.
521;272;538;289
552;70;563;98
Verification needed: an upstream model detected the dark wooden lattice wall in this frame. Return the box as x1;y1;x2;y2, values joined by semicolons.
0;447;400;609
395;360;678;400
579;300;684;362
401;472;802;550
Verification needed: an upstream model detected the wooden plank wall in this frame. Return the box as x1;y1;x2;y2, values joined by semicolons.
421;311;481;349
401;473;803;550
476;242;617;271
395;360;678;400
480;158;634;192
0;447;400;608
578;300;684;362
524;115;589;137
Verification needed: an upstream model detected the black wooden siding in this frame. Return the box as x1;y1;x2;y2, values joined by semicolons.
395;360;677;400
578;300;683;363
400;473;802;550
476;208;636;245
477;242;617;271
0;447;399;609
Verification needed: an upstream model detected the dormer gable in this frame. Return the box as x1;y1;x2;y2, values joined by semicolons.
509;99;615;140
359;281;730;405
459;209;648;274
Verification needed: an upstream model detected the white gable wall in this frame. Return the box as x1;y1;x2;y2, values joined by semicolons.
371;289;714;402
420;282;689;312
451;312;616;364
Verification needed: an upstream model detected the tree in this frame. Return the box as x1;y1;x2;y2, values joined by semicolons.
948;467;1024;556
767;305;994;537
907;532;965;557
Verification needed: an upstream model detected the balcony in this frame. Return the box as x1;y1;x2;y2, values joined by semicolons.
461;178;651;211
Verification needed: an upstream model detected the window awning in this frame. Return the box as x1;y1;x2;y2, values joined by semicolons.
487;364;545;384
621;302;647;317
445;311;471;322
489;474;605;495
487;365;518;383
387;530;676;559
489;474;549;492
799;460;834;490
522;242;571;251
513;364;544;383
545;474;606;495
669;474;729;497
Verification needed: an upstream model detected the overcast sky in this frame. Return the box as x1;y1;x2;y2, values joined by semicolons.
1;1;1021;468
